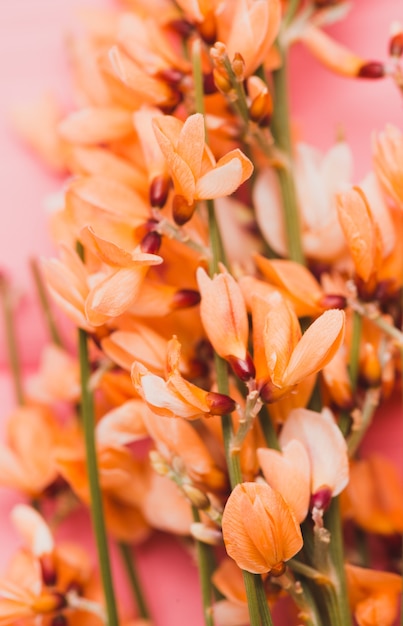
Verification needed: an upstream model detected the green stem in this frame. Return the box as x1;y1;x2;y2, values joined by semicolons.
0;275;25;405
271;46;305;265
254;573;274;626
258;406;281;450
324;498;352;626
192;507;215;626
118;543;150;620
79;327;119;626
349;311;362;391
242;571;262;626
30;257;63;347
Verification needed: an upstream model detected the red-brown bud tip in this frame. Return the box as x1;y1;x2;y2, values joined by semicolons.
140;230;162;254
318;293;347;310
168;19;194;38
258;379;276;403
227;353;256;381
206;391;236;415
171;289;201;309
310;487;332;513
149;175;171;208
172;194;195;225
357;61;385;79
40;554;57;586
203;72;218;95
389;32;403;58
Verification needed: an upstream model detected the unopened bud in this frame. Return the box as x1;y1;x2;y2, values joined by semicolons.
357;61;385;79
232;53;245;82
310;487;332;513
203;72;218;95
190;522;223;545
140;230;162;254
213;67;233;94
318;293;347;310
360;343;381;388
210;42;227;65
389;22;403;57
182;484;211;509
206;391;236;415
227;353;256;381
172;194;195;225
258;379;276;403
249;91;273;127
149;450;169;476
149;174;171;208
171;288;201;309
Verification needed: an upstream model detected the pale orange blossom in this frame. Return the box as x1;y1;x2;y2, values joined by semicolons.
152;112;253;224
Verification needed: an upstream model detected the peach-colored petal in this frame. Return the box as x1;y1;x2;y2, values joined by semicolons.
222;482;303;574
59;107;134;144
96;400;149;448
11;505;54;557
298;24;364;77
196;149;253;199
279;408;349;496
283;309;345;387
197;266;248;360
253;168;288;257
257;440;311;523
101;326;167;372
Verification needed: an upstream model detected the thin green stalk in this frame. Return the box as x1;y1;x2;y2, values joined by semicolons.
254;573;274;626
118;543;150;620
0;275;25;405
30;257;63;347
271;47;305;265
349;311;362;391
191;39;206;118
192;507;216;626
242;571;262;626
79;327;119;626
324;498;353;626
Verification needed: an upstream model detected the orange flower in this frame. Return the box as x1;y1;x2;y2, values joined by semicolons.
0;504;100;625
197;265;254;380
222;482;303;574
251;291;345;402
279;408;349;502
0;406;65;498
341;454;403;535
214;0;282;76
345;563;401;626
132;336;236;420
152;112;253;224
372;123;403;209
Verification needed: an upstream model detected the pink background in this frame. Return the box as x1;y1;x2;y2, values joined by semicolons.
0;1;402;624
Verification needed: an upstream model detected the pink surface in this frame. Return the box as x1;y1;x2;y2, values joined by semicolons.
0;2;402;625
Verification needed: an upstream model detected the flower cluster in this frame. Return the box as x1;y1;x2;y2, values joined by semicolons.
3;1;403;625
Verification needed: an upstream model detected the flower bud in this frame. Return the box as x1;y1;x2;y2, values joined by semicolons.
190;522;223;545
318;293;347;310
213;67;233;94
310;487;332;513
172;194;195;225
140;230;162;254
249;91;273;127
357;61;385;79
149;450;170;476
33;592;67;615
197;11;216;45
232;53;245;82
389;22;403;57
227;353;256;382
182;484;211;510
149;174;170;208
360;343;381;388
206;391;236;415
171;289;201;310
